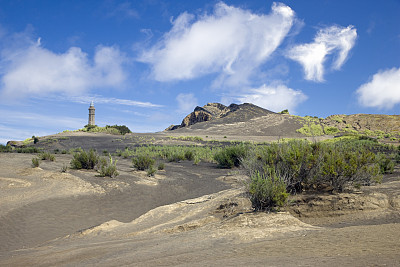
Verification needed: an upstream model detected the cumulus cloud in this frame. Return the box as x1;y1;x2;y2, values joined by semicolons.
287;25;357;82
0;39;127;99
139;2;295;87
356;67;400;109
176;93;198;113
237;84;307;113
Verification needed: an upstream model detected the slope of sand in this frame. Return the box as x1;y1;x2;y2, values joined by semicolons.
1;185;400;266
1;149;400;266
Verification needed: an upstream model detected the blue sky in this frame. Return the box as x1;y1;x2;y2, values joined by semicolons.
0;0;399;144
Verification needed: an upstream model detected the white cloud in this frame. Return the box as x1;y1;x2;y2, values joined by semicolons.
237;84;307;113
287;25;357;82
0;40;127;99
176;93;198;113
356;67;400;109
64;95;163;108
139;2;295;87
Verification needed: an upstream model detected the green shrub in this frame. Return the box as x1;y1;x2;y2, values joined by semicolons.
16;147;41;153
147;166;157;177
279;109;289;114
32;157;40;167
377;153;395;174
98;155;119;177
40;152;55;161
32;136;39;144
248;171;288;211
158;162;165;170
0;144;13;153
133;155;155;170
214;145;248;168
296;123;324;136
325;126;340;135
82;124;131;135
105;125;131;135
61;164;68;173
241;140;382;193
167;153;185;162
184;149;195;161
70;149;99;169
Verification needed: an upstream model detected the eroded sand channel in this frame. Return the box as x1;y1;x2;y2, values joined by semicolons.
0;153;231;253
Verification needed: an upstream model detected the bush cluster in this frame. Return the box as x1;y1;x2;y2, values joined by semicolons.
98;154;119;177
70;149;99;169
248;171;288;211
105;125;131;135
213;145;248;168
132;155;155;171
39;152;55;161
0;144;13;153
241;139;396;211
242;140;383;194
82;124;131;135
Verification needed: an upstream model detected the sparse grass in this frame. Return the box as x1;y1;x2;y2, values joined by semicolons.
22;137;33;146
168;136;204;142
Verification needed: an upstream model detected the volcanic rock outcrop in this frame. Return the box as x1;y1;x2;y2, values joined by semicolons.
166;103;275;131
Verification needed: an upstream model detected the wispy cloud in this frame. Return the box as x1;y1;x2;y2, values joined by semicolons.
105;1;139;19
0;36;127;99
139;2;295;88
176;93;198;113
356;67;400;109
237;84;307;113
0;109;87;144
65;95;163;108
0;109;86;129
287;25;357;82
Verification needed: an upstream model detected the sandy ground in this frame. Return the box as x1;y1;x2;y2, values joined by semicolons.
1;136;400;266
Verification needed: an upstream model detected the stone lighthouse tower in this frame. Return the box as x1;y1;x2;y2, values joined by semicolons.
88;101;95;126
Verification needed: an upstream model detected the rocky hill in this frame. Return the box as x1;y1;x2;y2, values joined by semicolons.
165;103;275;130
165;103;305;137
166;102;400;139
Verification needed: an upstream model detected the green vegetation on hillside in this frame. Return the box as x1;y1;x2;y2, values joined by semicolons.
81;124;132;135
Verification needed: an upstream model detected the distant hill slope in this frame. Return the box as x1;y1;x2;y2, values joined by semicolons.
165;103;305;137
166;103;400;139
